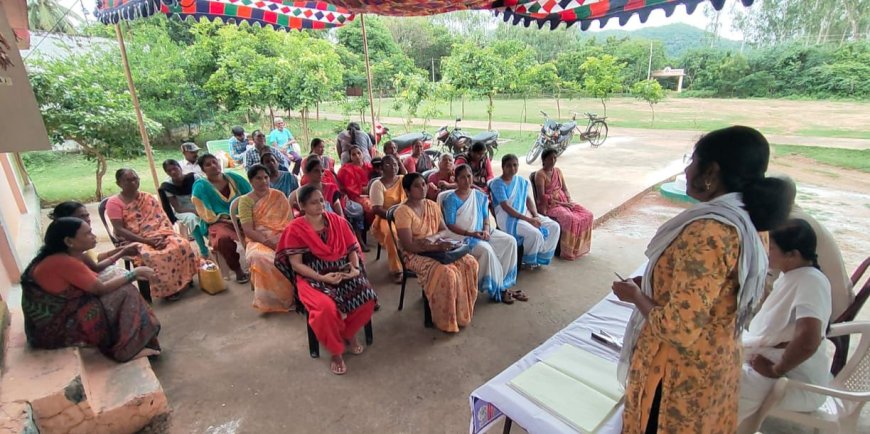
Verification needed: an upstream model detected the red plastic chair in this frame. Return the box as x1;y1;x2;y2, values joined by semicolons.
830;256;870;375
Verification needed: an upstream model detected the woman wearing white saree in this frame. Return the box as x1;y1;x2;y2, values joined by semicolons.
438;164;521;304
490;154;560;269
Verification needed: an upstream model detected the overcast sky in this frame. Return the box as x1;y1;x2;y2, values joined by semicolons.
58;0;743;40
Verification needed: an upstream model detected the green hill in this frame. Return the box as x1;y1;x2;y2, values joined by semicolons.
580;23;743;58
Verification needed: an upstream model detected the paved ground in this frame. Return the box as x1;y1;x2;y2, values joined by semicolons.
319;113;870;151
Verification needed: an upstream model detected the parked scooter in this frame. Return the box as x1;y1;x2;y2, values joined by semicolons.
525;111;576;164
435;118;499;158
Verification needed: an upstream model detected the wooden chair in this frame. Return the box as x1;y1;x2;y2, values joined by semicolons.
744;321;870;434
831;256;870;374
386;204;433;328
97;198;152;303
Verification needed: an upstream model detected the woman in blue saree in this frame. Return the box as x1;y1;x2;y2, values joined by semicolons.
439;164;521;303
490;154;560;269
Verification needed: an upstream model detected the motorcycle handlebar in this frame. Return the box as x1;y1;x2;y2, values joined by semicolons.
540;111;549;117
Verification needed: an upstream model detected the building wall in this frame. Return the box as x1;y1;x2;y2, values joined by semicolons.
0;153;27;299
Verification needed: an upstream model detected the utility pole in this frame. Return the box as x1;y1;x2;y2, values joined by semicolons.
646;41;653;80
431;58;435;82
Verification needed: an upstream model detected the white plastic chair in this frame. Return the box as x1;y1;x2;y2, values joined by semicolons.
748;321;870;433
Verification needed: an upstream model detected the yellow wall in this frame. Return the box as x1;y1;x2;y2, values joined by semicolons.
0;153;26;296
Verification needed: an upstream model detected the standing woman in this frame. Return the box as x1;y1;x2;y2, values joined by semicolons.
158;159;209;257
370;155;406;284
21;217;161;362
394;173;479;333
238;164;296;313
611;126;791;434
107;169;198;300
337;122;374;164
439;164;519;303
275;185;377;375
534;149;594;260
192;153;252;283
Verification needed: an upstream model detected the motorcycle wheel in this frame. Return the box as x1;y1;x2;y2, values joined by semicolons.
525;141;543;164
588;121;608;148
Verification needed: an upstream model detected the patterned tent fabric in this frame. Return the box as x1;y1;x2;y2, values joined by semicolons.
492;0;756;30
324;0;492;15
95;0;354;30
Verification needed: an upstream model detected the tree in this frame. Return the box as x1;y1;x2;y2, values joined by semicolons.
580;55;626;115
337;16;403;62
27;0;81;34
442;42;504;130
391;72;433;132
29;49;160;199
631;79;666;125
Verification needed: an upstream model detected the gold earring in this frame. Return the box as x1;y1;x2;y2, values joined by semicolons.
704;180;712;191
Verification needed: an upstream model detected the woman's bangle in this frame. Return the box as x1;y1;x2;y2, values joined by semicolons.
124;270;136;282
771;364;783;377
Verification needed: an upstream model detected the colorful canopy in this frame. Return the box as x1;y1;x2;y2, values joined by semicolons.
95;0;753;31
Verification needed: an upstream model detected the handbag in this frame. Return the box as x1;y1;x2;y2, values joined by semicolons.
420;242;472;265
198;260;226;295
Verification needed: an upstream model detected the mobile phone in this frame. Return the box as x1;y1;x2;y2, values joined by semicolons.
591;329;622;350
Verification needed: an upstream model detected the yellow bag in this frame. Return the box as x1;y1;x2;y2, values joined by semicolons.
198;260;226;295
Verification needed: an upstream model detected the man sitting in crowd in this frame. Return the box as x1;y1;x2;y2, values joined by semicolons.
268;117;302;174
245;130;289;171
180;142;205;177
229;126;248;165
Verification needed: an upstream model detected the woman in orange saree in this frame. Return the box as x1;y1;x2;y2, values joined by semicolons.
238;165;295;313
107;169;198;300
394;173;479;333
370;155;406;283
533;149;593;260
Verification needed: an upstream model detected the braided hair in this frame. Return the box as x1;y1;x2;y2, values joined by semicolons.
770;218;821;270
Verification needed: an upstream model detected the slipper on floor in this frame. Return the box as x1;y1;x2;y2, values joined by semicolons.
501;291;514;304
512;290;529;302
330;357;347;375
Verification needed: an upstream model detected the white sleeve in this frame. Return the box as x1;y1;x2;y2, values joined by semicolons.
793;270;832;322
370;181;385;206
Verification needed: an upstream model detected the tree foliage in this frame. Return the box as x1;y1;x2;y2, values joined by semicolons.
27;0;80;34
580;55;626;115
442;42;505;129
631;79;666;124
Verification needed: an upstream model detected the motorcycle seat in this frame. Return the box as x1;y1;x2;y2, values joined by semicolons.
391;132;428;149
471;131;498;143
559;122;576;134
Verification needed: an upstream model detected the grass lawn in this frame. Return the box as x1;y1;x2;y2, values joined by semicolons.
774;144;870;173
322;96;870;139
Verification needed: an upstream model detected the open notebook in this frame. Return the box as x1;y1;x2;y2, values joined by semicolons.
508;344;623;433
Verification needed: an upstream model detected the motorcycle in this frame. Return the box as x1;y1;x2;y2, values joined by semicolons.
435;117;499;158
525;111;576;164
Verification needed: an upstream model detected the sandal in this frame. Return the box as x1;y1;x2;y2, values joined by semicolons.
501;291;514;304
330;356;347;375
345;338;365;355
166;293;183;302
236;273;250;284
511;290;529;302
390;272;403;284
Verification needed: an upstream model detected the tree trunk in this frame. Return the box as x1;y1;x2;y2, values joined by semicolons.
461;96;465;118
245;110;251;124
650;102;655;125
449;97;453;117
601;98;607;116
487;94;493;131
78;140;107;200
378;89;383;117
521;95;527;133
556;91;561;119
301;107;310;148
316;102;320;121
269;106;275;126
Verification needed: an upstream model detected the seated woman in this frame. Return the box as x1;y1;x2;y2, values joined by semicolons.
534;149;594;260
455;142;494;192
238;164;296;313
301;138;340;187
158;159;209;257
401;140;433;174
107;169;198;300
338;147;375;233
738;219;833;428
275;185;377;375
370;155;406;283
21;217;161;362
439;164;520;303
395;173;479;332
49;201;139;271
192;153;252;283
260;152;299;197
382;140;408;175
491;154;560;269
290;157;344;218
427;153;457;201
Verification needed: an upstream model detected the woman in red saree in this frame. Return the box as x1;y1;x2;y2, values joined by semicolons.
21;217;161;362
275;185;377;375
107;169;199;300
337;146;375;227
533;149;594;260
300;138;340;187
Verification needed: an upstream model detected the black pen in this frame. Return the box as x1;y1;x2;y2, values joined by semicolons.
614;272;627;282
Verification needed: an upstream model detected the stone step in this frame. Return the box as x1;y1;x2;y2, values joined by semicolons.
78;348;168;434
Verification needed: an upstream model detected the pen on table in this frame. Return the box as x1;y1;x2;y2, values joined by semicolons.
614;272;627;282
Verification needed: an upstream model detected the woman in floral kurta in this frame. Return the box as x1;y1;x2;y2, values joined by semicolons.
622;219;741;433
